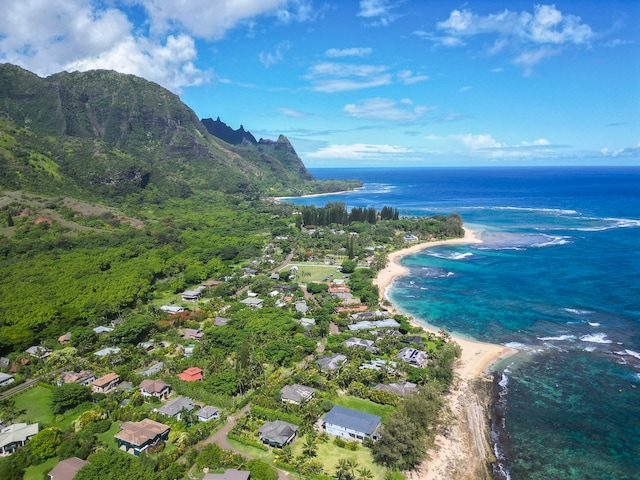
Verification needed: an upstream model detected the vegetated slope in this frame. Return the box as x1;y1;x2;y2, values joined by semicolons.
0;63;358;202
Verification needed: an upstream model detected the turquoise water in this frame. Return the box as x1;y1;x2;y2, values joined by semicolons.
289;167;640;479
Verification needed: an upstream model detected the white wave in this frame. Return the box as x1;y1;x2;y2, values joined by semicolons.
562;308;593;316
583;346;596;352
504;342;529;350
427;251;474;260
580;333;612;344
588;322;600;327
537;335;576;341
625;350;640;360
531;235;571;248
491;206;578;215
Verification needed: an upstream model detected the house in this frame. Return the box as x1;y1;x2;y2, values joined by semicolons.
178;366;203;382
344;337;377;353
91;372;120;394
115;418;170;456
94;347;120;357
404;234;418;242
58;332;71;345
359;359;397;372
203;469;250;480
396;347;428;368
0;372;15;387
294;301;308;314
401;335;426;346
157;396;194;420
240;297;263;309
298;317;316;330
351;310;390;320
214;317;230;326
374;381;418;397
258;420;298;448
323;406;381;441
0;423;39;455
183;345;195;357
59;370;95;386
196;405;220;422
138;341;154;351
348;319;400;331
316;354;347;372
25;345;52;359
139;379;171;399
160;305;184;314
48;457;89;480
181;285;206;302
183;328;204;340
139;362;164;376
280;384;316;405
92;326;113;334
0;357;9;369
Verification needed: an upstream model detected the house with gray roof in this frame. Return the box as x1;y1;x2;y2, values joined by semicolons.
344;337;377;353
94;347;120;357
348;319;400;331
196;405;220;422
0;372;15;387
139;362;164;376
0;423;39;455
323;406;381;441
396;347;428;368
316;353;347;372
374;381;418;396
240;297;263;309
280;384;316;405
258;420;298;448
157;396;194;420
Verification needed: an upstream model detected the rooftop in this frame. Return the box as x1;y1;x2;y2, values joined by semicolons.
324;406;381;436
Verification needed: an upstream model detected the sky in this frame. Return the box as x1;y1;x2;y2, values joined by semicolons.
1;0;639;168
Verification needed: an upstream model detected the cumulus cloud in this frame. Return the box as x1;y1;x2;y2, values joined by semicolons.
343;98;435;121
454;134;503;150
425;4;594;73
0;0;318;92
305;62;393;93
308;143;410;159
325;47;373;58
278;107;307;118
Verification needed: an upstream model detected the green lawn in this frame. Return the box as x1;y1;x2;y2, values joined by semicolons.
284;263;346;283
13;384;93;430
332;395;396;421
291;437;385;480
13;385;55;425
96;421;122;450
23;456;59;480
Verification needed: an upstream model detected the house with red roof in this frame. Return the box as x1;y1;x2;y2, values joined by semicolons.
178;367;203;382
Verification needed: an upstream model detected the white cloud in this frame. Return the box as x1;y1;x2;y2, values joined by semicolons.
454;134;503;150
305;62;393;93
278;107;306;118
357;0;402;26
429;4;594;73
397;70;430;85
308;143;410;159
325;47;373;58
522;138;551;146
139;0;290;40
259;41;291;67
459;85;472;92
343;98;434;121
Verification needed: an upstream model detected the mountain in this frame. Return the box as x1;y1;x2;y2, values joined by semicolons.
0;64;358;202
201;117;257;145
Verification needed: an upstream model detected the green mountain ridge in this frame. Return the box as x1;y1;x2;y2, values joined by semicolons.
0;63;359;203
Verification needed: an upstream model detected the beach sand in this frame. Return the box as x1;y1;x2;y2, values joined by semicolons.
374;228;517;480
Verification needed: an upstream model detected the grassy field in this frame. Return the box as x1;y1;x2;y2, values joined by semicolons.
23;456;59;480
13;384;93;430
283;263;346;283
291;437;386;480
96;421;122;450
332;395;396;421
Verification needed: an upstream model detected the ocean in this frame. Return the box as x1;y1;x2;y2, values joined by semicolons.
287;166;640;480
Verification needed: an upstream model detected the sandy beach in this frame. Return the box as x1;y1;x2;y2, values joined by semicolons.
374;227;517;480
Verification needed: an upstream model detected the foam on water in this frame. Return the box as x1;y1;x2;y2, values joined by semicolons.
579;333;612;344
538;335;576;341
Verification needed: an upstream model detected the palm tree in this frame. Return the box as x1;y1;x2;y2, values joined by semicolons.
302;434;317;458
357;467;374;480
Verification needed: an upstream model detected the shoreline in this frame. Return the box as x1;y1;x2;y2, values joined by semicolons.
373;227;517;480
271;187;363;202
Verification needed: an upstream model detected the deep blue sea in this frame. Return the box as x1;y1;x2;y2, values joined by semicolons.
288;166;640;480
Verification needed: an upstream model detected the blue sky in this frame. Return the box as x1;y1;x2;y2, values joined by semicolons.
1;1;638;167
